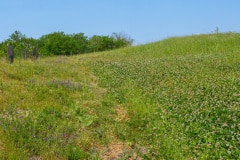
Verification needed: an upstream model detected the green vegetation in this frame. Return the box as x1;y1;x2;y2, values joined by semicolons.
0;32;240;159
0;31;133;57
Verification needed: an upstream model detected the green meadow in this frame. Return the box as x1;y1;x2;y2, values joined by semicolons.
0;33;240;159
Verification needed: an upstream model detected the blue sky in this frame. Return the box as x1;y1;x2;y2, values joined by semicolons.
1;0;240;44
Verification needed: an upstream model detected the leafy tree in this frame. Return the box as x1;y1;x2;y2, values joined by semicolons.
38;32;88;56
87;35;114;52
9;30;26;43
87;35;102;52
1;31;38;58
37;34;50;56
0;31;44;57
0;31;134;57
8;31;27;57
71;33;88;54
111;32;134;48
101;36;115;50
38;32;67;56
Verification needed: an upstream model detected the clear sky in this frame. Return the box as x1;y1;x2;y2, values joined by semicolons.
1;0;240;44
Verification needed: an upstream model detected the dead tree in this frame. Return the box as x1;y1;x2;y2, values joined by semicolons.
31;47;39;59
7;45;14;63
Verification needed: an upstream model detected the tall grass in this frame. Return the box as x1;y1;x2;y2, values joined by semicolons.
0;33;240;159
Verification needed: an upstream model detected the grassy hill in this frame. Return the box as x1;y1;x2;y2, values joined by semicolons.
0;32;240;159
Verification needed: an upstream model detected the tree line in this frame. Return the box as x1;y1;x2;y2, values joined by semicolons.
0;31;134;58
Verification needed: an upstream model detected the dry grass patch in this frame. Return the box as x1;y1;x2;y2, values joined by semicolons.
115;105;130;122
95;142;145;160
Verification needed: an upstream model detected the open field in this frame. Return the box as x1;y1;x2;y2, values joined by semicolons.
0;33;240;159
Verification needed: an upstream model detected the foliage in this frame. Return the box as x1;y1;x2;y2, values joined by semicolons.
0;41;7;57
38;32;75;56
87;35;114;52
111;32;134;48
0;30;37;58
0;31;134;57
0;32;239;159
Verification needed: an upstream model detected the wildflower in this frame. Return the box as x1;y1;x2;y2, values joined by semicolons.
64;133;70;143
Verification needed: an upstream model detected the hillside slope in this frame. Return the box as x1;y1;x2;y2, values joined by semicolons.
1;33;240;159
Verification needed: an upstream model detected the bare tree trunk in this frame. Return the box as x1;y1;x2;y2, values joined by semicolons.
7;45;14;63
